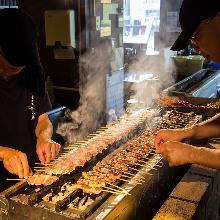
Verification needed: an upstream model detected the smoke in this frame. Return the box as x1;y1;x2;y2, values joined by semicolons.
57;41;112;144
125;46;176;113
56;0;178;143
56;38;176;144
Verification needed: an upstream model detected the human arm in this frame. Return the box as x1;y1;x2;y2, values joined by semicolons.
0;146;32;179
155;113;220;149
35;113;61;164
155;141;220;169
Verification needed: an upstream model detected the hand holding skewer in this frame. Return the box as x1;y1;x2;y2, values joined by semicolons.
36;136;61;164
155;141;195;167
154;129;187;150
1;147;33;179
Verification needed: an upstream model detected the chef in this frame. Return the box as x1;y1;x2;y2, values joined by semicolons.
155;0;220;169
0;8;60;192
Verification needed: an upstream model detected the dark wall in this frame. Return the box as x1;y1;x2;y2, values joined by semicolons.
160;0;182;32
18;0;123;111
155;0;182;50
18;0;82;110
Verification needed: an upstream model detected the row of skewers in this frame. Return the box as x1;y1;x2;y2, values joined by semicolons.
70;110;200;195
157;94;220;108
8;109;199;193
23;108;159;186
71;130;159;195
43;108;158;176
35;109;201;211
8;108;158;185
33;110;201;211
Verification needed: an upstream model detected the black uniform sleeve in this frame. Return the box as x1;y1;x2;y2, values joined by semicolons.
38;83;52;116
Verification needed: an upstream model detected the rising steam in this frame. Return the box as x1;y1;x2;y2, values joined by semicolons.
56;41;112;144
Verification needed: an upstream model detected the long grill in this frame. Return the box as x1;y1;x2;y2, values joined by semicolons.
0;109;202;220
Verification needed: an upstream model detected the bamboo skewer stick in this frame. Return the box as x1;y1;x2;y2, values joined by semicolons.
119;178;142;185
102;189;127;195
68;143;83;146
95;130;105;133
129;167;153;175
35;163;50;166
121;174;145;183
146;162;162;167
121;174;144;182
134;163;157;170
33;169;45;172
137;160;162;167
34;167;46;170
63;147;78;149
107;182;129;193
142;157;163;163
123;171;145;179
103;187;130;195
7;179;27;181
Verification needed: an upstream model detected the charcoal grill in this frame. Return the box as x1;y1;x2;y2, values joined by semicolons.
0;110;202;220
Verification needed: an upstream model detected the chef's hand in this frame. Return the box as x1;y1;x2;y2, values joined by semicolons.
155;129;187;150
155;141;194;167
2;148;33;179
36;137;61;164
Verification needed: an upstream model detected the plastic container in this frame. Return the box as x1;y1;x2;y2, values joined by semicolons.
171;56;187;73
186;55;205;74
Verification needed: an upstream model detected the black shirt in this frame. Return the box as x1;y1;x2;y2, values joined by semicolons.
0;66;52;191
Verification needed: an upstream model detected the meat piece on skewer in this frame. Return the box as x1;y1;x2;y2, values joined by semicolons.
77;178;106;188
94;163;122;177
126;145;146;155
27;174;59;186
107;160;129;171
82;171;117;183
44;108;159;176
111;156;136;166
119;149;142;159
82;185;102;194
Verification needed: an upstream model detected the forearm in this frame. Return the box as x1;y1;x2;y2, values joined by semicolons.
180;113;220;140
35;113;53;140
35;114;61;164
190;146;220;169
